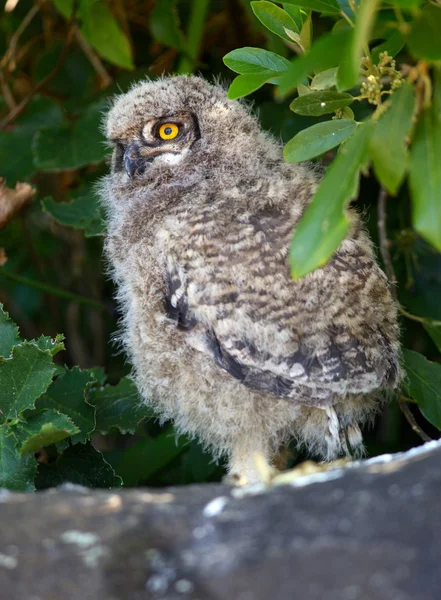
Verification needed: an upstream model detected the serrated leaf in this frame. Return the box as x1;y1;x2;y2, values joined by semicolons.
0;425;36;492
36;367;95;444
369;83;416;195
42;196;104;237
33;102;107;172
0;343;56;421
34;334;65;357
227;73;277;100
337;0;380;91
224;47;291;75
289;121;374;278
423;322;441;353
281;0;340;12
15;410;79;455
284;119;357;162
251;2;300;42
0;303;19;358
311;68;338;90
80;1;133;69
36;442;122;490
371;30;406;63
290;91;353;116
277;30;350;97
409;103;441;252
89;377;153;435
408;5;441;61
114;429;187;486
150;0;183;49
403;349;441;430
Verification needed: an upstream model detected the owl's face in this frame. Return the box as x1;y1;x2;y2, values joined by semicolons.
104;75;278;187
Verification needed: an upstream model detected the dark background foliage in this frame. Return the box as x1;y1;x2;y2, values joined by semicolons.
0;0;440;491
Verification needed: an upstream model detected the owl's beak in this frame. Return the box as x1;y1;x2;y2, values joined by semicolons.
124;143;146;179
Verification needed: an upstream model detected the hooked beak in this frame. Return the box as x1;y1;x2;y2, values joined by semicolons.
124;143;148;179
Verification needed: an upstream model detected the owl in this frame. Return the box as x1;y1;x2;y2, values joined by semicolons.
100;75;400;484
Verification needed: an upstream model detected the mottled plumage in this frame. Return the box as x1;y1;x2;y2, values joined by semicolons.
100;75;400;483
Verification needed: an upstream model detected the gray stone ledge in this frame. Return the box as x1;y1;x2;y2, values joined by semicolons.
1;439;440;600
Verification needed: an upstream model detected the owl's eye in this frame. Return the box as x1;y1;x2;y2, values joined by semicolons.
158;123;179;140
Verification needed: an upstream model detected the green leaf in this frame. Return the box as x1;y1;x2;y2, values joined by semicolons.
277;30;350;97
284;119;357;162
335;0;359;18
52;0;74;19
282;4;304;32
251;2;300;42
114;429;187;486
280;0;340;12
311;68;338;90
0;343;56;421
290;91;353;116
403;349;441;430
15;410;79;455
33;102;107;172
0;304;19;358
89;377;154;435
150;0;183;49
223;47;291;75
0;426;36;492
369;82;416;195
42;196;104;237
337;0;380;91
289;121;374;278
408;5;441;61
80;1;134;69
34;334;65;357
0;97;65;185
423;322;441;353
227;73;277;100
36;367;95;444
36;442;122;490
409;103;441;252
371;30;406;63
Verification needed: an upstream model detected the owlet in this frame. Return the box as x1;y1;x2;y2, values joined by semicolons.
101;75;400;484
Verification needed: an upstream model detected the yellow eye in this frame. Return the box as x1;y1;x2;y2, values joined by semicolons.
158;123;179;140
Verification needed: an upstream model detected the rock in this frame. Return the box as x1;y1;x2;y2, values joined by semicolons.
1;440;441;600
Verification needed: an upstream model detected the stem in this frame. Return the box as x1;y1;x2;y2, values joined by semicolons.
176;0;210;74
399;396;432;443
377;188;398;300
0;269;106;312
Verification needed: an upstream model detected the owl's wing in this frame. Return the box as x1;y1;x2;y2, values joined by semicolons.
167;208;399;405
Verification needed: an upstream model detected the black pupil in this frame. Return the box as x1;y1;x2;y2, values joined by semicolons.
164;126;173;135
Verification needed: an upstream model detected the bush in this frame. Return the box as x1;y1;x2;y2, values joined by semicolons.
0;0;440;491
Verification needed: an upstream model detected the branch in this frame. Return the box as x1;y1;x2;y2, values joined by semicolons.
74;30;112;89
1;3;39;71
399;396;432;443
377;187;398;300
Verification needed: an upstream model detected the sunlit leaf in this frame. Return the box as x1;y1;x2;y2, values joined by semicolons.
227;73;277;100
289;121;374;278
403;349;441;430
223;47;291;75
251;1;300;42
369;82;416;195
409;101;441;252
311;68;338;90
16;410;79;455
337;0;380;91
290;91;353;116
284;119;357;162
280;0;340;12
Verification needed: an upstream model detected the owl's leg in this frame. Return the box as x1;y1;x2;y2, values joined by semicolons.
325;407;365;459
226;438;272;485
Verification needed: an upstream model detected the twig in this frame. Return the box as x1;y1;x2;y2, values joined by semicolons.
0;269;107;311
399;396;432;443
74;30;112;89
1;3;39;71
377;187;398;301
0;15;76;129
0;68;16;110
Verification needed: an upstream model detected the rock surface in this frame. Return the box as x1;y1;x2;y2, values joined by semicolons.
1;440;441;600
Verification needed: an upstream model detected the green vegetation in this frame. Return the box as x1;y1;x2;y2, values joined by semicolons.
0;0;440;491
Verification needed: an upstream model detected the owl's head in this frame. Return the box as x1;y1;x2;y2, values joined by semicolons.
104;75;280;183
